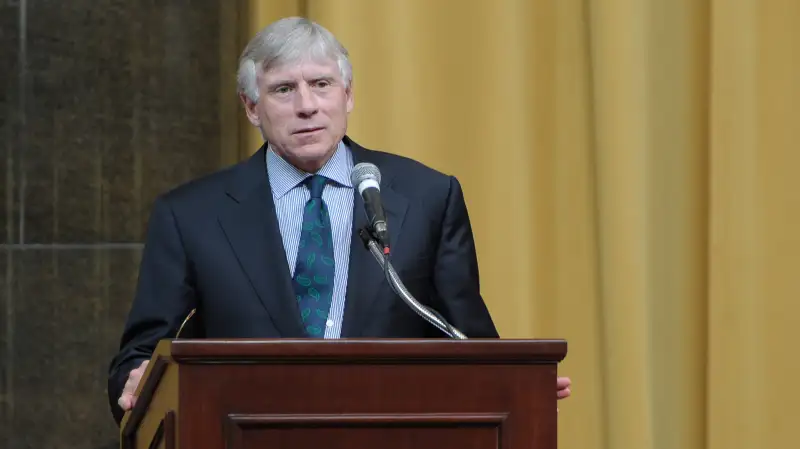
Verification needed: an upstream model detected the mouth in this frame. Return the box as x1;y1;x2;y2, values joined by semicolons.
292;126;325;135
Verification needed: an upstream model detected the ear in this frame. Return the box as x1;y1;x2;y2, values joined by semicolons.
345;80;354;114
239;93;261;127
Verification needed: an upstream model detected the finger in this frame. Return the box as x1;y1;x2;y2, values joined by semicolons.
129;362;149;382
557;387;571;399
122;377;137;394
556;377;572;388
118;394;132;410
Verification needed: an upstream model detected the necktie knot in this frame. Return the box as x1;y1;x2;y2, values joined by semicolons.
305;175;327;199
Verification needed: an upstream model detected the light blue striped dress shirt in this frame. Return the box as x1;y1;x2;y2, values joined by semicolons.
265;141;354;338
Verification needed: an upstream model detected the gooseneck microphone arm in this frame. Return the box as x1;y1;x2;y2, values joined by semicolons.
358;229;468;340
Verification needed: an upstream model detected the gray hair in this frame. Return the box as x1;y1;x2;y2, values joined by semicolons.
237;17;353;102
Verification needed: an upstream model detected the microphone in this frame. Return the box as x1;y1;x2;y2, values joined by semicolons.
350;165;467;340
350;163;390;251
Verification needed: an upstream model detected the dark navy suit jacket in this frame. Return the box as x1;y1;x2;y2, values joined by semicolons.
107;136;498;424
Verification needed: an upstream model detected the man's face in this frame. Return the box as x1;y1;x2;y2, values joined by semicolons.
242;57;353;172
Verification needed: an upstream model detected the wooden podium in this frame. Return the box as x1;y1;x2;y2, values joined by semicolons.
120;339;567;449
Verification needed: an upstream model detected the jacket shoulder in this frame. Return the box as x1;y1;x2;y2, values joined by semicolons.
361;148;454;187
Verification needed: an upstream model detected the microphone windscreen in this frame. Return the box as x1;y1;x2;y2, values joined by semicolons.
350;162;382;187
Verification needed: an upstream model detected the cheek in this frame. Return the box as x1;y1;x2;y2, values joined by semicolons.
261;109;291;132
325;101;349;121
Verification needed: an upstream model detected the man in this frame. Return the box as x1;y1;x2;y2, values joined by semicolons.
108;17;571;425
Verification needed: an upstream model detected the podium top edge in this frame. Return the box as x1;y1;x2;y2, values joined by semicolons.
162;338;568;364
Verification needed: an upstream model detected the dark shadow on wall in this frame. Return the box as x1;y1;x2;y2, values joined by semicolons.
0;1;236;448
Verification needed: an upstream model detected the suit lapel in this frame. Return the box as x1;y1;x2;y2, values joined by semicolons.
218;147;306;337
340;141;408;337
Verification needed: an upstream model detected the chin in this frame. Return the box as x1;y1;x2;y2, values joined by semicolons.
296;139;336;156
295;145;329;160
286;142;337;170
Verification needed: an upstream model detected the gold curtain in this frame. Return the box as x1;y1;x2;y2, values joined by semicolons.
236;1;800;448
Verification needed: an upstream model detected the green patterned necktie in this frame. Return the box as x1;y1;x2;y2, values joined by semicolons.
292;175;335;337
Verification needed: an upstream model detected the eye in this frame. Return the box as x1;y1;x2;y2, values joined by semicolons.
274;85;292;94
314;79;331;88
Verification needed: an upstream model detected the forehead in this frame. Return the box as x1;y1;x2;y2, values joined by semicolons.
260;57;341;82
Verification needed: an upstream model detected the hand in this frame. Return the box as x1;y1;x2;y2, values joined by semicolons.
557;376;571;399
117;360;149;411
556;376;571;412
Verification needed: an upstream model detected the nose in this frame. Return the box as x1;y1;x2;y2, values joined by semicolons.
294;82;318;118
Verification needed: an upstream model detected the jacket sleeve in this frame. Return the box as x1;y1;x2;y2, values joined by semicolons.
107;195;197;425
430;176;499;338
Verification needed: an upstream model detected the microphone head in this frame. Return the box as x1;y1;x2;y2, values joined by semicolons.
350;162;382;187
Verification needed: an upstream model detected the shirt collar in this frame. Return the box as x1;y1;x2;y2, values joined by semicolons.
266;140;354;200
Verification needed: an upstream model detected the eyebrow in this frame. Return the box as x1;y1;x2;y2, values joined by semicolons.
266;80;297;90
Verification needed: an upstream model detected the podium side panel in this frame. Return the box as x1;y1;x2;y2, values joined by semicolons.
120;358;179;449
